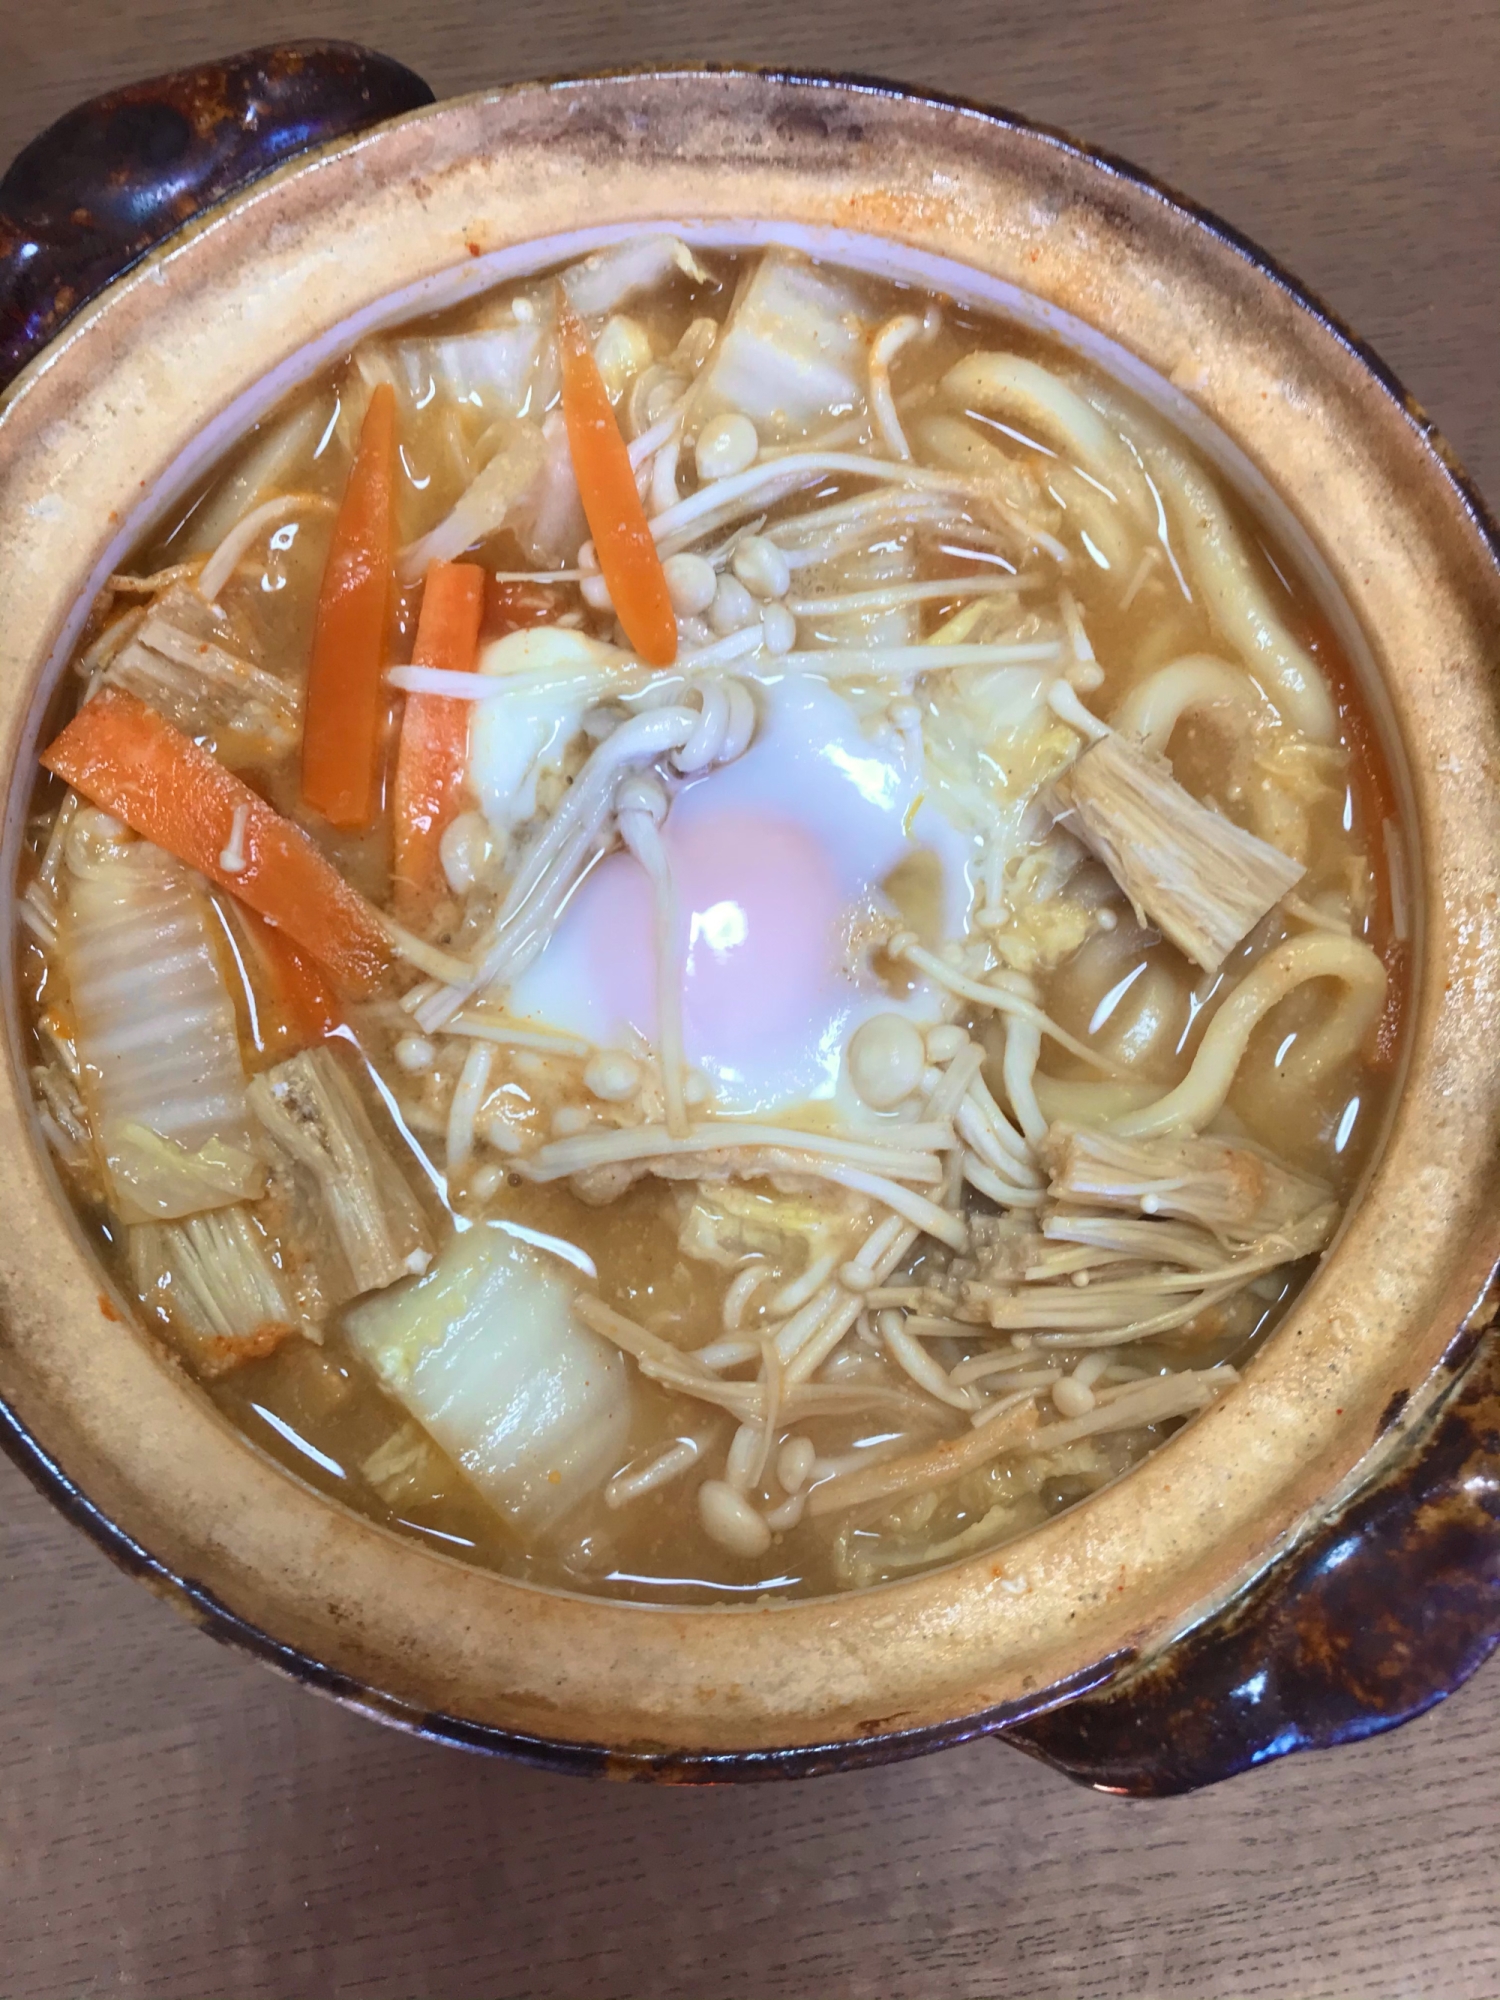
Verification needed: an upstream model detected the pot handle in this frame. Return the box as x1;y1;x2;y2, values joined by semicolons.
0;41;434;390
1001;1311;1500;1794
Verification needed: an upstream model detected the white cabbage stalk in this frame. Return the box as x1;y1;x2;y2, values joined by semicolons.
693;251;871;442
361;1421;450;1506
561;235;710;318
63;825;262;1224
1052;731;1305;971
394;242;713;583
397;419;548;584
591;314;654;400
130;1206;294;1373
512;409;585;568
182;396;328;556
386;237;706;438
392;320;547;418
344;1223;633;1529
248;1048;432;1300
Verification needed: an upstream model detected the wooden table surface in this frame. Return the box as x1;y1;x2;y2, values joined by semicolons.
2;4;1498;1995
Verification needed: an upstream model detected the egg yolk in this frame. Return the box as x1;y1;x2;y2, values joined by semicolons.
582;809;847;1071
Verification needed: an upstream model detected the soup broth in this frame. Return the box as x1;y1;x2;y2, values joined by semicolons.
18;239;1405;1601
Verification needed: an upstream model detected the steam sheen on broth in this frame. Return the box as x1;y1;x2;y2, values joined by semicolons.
18;240;1405;1601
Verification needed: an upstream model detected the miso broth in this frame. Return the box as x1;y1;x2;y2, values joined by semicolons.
18;238;1406;1601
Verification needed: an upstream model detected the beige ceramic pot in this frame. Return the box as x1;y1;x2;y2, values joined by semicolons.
3;59;1499;1782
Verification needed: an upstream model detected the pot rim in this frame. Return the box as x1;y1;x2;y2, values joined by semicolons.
3;66;1498;1769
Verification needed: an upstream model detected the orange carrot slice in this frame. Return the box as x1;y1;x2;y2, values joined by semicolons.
43;688;392;993
301;381;397;827
239;907;348;1048
556;296;677;667
391;561;486;913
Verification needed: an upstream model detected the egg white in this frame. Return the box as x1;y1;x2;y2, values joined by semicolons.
483;672;978;1120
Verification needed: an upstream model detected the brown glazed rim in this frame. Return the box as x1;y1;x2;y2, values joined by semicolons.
2;69;1499;1775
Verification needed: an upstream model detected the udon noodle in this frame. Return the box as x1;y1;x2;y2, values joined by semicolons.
17;239;1405;1600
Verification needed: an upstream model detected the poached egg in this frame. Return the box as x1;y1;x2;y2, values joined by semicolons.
466;632;1054;1121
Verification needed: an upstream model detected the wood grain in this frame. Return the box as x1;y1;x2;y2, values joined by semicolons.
1;4;1498;1995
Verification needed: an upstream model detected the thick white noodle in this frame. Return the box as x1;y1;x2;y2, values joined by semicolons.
1144;446;1339;743
1114;933;1387;1138
941;352;1157;527
1111;653;1276;752
867;315;923;461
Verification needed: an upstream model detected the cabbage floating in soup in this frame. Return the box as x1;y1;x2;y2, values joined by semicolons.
18;239;1406;1601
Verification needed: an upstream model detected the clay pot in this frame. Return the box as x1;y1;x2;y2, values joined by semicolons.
3;55;1499;1789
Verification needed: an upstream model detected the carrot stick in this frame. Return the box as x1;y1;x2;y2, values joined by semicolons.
43;688;392;993
391;561;486;913
301;381;397;828
556;296;677;667
239;908;348;1047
